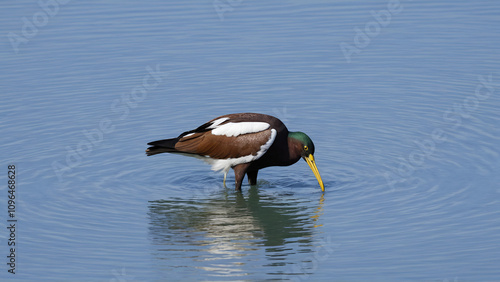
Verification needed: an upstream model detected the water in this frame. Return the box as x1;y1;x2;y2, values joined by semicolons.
1;0;500;281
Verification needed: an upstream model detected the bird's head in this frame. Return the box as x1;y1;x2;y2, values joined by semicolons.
288;132;325;192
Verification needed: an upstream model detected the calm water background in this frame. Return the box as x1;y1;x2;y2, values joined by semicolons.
1;0;500;281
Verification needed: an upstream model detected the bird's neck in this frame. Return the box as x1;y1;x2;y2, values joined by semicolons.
287;133;303;165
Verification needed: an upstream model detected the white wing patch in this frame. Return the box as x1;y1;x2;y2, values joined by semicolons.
207;129;277;173
208;117;229;129
211;122;270;137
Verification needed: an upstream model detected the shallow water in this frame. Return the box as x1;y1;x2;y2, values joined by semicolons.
1;0;500;281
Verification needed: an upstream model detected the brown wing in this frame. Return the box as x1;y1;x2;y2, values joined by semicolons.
174;129;273;159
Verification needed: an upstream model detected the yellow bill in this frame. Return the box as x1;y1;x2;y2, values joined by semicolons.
304;154;325;192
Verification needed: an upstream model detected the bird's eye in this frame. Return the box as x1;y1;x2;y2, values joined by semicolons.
304;145;309;151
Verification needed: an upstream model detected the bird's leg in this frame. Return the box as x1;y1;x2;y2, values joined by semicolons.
223;171;228;187
233;163;251;191
247;170;258;185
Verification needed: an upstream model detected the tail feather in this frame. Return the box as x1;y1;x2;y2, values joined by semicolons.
146;137;180;156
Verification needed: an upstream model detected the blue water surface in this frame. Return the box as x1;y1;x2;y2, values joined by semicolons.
1;0;500;281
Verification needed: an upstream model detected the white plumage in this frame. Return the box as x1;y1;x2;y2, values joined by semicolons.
207;129;277;173
208;117;229;129
211;122;270;137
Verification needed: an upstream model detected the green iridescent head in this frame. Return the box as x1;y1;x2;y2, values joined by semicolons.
288;131;315;156
288;131;324;192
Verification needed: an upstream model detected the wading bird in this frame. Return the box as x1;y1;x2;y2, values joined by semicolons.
146;113;324;192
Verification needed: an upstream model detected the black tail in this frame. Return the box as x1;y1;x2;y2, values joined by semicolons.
146;138;180;156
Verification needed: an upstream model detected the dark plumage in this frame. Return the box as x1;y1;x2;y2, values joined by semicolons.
146;113;324;191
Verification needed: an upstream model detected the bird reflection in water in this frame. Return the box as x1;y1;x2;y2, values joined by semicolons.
148;186;325;277
311;194;325;228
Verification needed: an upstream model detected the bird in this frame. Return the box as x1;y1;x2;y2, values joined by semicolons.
146;113;324;192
